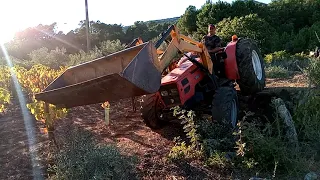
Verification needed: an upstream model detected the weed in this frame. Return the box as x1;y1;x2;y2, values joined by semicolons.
264;51;310;71
308;58;320;87
167;106;237;168
48;127;138;180
265;66;290;78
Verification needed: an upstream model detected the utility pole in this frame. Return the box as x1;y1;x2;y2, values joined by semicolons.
85;0;91;52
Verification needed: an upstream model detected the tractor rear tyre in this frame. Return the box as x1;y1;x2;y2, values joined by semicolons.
236;38;266;95
211;87;239;130
140;94;165;129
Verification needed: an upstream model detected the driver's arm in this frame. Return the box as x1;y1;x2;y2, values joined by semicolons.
208;47;223;53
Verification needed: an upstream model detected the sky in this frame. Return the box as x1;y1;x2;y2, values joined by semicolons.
0;0;271;43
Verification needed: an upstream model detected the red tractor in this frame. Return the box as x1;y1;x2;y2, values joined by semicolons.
139;26;266;130
34;25;266;133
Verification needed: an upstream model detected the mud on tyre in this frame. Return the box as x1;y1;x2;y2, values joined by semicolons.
236;38;266;95
211;87;239;130
140;94;166;129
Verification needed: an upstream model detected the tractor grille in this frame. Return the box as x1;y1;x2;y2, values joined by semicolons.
159;84;181;106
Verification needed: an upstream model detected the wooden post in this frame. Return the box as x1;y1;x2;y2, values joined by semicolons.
102;101;110;125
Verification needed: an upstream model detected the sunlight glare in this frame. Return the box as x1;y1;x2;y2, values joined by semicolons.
0;43;44;180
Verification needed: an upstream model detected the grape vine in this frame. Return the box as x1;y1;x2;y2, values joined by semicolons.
0;88;10;113
13;64;68;142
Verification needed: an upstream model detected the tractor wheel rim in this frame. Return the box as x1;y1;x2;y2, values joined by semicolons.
252;50;263;80
231;99;237;128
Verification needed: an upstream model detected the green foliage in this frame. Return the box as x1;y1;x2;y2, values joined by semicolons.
216;14;275;54
68;47;103;66
167;137;199;161
234;97;320;178
0;66;11;113
167;107;202;161
28;47;69;69
0;65;11;90
196;2;216;34
0;56;28;68
206;151;231;169
0;88;10;113
268;0;319;33
264;51;310;71
177;6;199;35
49;127;138;180
168;90;320;178
265;66;290;78
294;91;320;146
167;106;236;167
308;58;320;87
0;0;319;61
99;40;125;55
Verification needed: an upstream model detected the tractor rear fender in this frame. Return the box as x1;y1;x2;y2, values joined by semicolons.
224;41;240;80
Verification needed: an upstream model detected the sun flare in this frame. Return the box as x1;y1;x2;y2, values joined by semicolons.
0;24;17;44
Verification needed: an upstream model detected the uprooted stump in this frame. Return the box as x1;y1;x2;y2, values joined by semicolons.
238;87;300;150
272;98;299;149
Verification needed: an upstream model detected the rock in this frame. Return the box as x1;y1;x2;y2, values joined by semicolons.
249;177;268;180
304;172;318;180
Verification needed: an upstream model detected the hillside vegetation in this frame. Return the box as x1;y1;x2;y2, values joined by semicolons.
0;0;319;69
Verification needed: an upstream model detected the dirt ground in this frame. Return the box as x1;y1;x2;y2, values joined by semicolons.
0;73;309;180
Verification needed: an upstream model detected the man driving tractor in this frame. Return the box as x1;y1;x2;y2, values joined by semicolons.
202;24;224;56
201;24;225;75
178;24;224;66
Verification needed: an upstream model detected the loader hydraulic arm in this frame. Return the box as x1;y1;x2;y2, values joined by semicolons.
126;37;144;48
155;25;213;75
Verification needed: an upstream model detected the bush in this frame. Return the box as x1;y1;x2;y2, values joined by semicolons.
167;107;237;167
264;51;310;71
235;112;304;177
28;47;70;69
99;40;125;55
167;108;202;162
0;56;31;68
0;88;10;113
234;96;320;178
68;47;103;66
308;57;320;87
265;66;290;78
216;14;275;54
168;91;320;178
294;90;320;151
49;127;138;180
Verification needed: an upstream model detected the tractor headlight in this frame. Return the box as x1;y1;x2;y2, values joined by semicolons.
161;91;169;96
170;89;178;95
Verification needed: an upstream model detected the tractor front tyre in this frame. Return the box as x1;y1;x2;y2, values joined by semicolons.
140;94;165;129
236;38;266;95
211;87;239;130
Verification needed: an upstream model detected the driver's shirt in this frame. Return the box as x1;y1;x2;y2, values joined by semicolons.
202;34;222;54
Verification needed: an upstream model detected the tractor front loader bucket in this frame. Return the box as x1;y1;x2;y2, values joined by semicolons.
34;41;162;108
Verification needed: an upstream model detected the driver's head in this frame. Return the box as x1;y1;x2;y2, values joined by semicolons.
208;24;216;35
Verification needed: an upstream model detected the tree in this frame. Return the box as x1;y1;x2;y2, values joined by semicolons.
177;5;199;35
196;2;216;34
125;21;149;42
216;14;276;54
